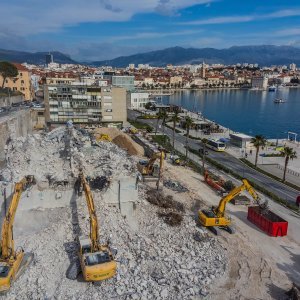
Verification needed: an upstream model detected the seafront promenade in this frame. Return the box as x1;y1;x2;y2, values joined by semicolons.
165;109;300;188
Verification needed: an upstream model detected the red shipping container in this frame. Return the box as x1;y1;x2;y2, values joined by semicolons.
247;206;288;237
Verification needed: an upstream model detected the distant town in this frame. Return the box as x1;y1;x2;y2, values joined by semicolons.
0;53;299;128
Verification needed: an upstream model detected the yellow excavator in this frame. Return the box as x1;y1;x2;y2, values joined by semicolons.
198;178;262;235
137;150;165;179
75;170;117;282
0;176;35;292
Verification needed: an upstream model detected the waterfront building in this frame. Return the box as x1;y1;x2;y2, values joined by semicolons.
170;76;183;86
0;63;34;101
127;92;150;109
44;84;127;127
251;76;268;90
229;133;253;149
277;75;291;84
112;75;134;91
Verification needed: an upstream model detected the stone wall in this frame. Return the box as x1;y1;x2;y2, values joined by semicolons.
0;95;24;107
0;109;33;162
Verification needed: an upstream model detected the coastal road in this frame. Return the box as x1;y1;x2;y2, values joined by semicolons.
128;110;299;204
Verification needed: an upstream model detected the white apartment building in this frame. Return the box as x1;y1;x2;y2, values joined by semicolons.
127;92;150;110
44;84;127;127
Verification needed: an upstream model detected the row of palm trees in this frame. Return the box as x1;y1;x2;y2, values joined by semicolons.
251;135;297;182
155;112;297;183
155;111;195;162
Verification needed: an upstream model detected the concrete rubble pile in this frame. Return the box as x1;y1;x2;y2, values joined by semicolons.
0;126;227;300
163;179;189;193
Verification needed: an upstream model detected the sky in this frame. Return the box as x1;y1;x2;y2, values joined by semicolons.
1;0;300;61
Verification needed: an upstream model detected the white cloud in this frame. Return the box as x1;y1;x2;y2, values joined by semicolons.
180;8;300;25
0;0;213;36
109;29;203;42
182;16;254;25
275;28;300;36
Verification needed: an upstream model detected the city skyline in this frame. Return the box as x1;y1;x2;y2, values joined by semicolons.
1;0;300;61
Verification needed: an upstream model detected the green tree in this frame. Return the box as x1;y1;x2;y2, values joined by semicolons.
171;112;180;150
184;116;194;160
160;110;168;138
144;102;152;110
251;135;267;166
281;147;297;182
0;62;18;89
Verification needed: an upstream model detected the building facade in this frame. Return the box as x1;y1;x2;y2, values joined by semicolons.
251;76;268;90
44;84;127;127
0;63;34;101
127;92;150;109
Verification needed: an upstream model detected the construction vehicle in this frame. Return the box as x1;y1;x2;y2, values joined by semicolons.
129;127;138;134
0;176;35;292
198;178;261;235
96;134;111;142
170;154;181;165
137;150;165;179
76;170;117;282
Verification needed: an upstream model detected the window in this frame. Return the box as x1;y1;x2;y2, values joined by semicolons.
106;109;112;112
19;73;23;77
21;80;24;84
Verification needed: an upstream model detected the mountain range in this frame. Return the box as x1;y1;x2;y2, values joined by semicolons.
0;45;299;67
0;49;76;65
91;45;300;67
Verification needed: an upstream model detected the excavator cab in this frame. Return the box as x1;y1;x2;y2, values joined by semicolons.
78;237;116;281
199;178;260;235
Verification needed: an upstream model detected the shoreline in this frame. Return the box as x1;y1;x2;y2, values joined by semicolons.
138;85;300;93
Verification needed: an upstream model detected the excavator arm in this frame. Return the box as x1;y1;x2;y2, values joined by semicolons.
214;179;259;218
78;171;99;252
1;176;35;259
145;150;165;173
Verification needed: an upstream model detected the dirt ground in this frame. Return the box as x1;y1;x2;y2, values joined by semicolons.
162;161;300;300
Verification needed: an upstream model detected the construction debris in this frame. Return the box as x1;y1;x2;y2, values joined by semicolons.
287;283;300;300
94;127;144;156
157;211;183;226
163;179;188;193
0;126;228;299
145;189;185;212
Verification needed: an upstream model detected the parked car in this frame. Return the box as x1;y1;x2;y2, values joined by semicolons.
297;195;300;207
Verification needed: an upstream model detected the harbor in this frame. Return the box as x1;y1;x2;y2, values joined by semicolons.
162;87;300;139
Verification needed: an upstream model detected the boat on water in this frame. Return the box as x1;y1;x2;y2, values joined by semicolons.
274;98;286;103
268;85;276;92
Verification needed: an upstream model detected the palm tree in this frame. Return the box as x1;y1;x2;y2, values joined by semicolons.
160;110;168;138
171;112;180;150
281;147;297;182
185;116;194;160
251;135;267;166
155;111;163;136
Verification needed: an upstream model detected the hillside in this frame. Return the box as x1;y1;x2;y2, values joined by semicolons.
91;45;300;67
0;49;77;65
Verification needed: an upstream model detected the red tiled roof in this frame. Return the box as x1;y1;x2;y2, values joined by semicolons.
13;63;29;72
